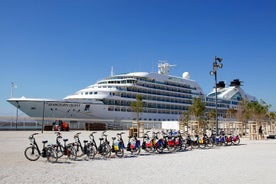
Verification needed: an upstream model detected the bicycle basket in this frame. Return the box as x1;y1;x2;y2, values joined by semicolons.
114;142;119;151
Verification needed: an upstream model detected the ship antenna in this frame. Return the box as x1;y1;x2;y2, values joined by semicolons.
158;60;175;75
10;82;17;98
111;66;114;77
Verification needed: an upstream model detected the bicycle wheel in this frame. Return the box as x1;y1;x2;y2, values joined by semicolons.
207;139;214;148
232;138;240;145
54;145;64;158
184;143;192;151
68;146;77;160
24;146;40;161
174;144;182;152
166;145;175;153
131;147;141;155
101;143;111;158
156;145;164;153
74;144;84;157
191;141;199;149
145;146;154;153
46;147;58;163
115;148;124;158
86;145;96;160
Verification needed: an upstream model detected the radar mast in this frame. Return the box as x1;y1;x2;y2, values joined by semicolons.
158;61;175;75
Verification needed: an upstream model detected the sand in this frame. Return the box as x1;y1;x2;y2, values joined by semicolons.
0;130;276;184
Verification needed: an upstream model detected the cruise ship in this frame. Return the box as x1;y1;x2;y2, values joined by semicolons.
7;63;257;126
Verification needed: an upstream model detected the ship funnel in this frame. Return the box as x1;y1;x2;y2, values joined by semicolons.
216;81;225;88
230;79;242;87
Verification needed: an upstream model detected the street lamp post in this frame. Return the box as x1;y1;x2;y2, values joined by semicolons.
15;101;20;130
210;56;223;136
41;101;46;133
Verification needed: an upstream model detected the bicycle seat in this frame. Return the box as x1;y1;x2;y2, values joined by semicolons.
63;139;68;142
42;140;48;144
83;140;88;143
99;138;104;141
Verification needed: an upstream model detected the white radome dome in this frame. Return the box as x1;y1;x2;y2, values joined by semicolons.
182;72;190;79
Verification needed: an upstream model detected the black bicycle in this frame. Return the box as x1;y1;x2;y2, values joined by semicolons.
54;132;77;160
24;133;58;163
73;132;96;160
111;132;125;158
89;131;111;158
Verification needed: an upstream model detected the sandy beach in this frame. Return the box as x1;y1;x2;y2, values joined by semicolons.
0;130;276;184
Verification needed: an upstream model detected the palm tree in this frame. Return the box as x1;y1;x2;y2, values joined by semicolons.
130;94;143;136
226;108;236;120
206;109;216;130
179;111;190;132
236;99;270;137
267;112;276;135
236;99;250;136
189;97;206;134
248;101;269;123
248;100;270;138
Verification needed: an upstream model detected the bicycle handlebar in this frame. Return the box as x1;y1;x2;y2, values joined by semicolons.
89;132;97;140
55;132;61;136
29;132;38;139
117;132;125;136
74;132;81;138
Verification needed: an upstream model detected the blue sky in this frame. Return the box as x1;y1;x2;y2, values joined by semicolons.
1;0;276;116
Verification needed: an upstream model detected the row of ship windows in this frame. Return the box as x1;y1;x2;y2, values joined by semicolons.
138;77;196;90
103;99;191;110
98;79;136;85
205;102;230;109
125;86;196;99
81;91;98;95
137;80;195;93
102;76;195;90
98;76;196;92
107;106;184;114
79;89;194;105
120;93;193;104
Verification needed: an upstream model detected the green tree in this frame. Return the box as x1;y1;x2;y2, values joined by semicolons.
247;101;269;123
236;99;250;135
268;112;276;134
226;108;237;120
179;111;190;132
131;94;143;119
189;97;206;133
206;109;216;130
130;94;143;136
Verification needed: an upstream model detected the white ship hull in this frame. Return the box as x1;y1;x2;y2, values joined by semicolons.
7;98;179;121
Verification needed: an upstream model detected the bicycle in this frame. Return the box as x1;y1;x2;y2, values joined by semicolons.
169;130;185;152
89;131;111;158
126;134;141;155
73;132;95;160
24;133;58;163
141;131;154;153
199;133;214;148
111;132;125;158
54;132;77;160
